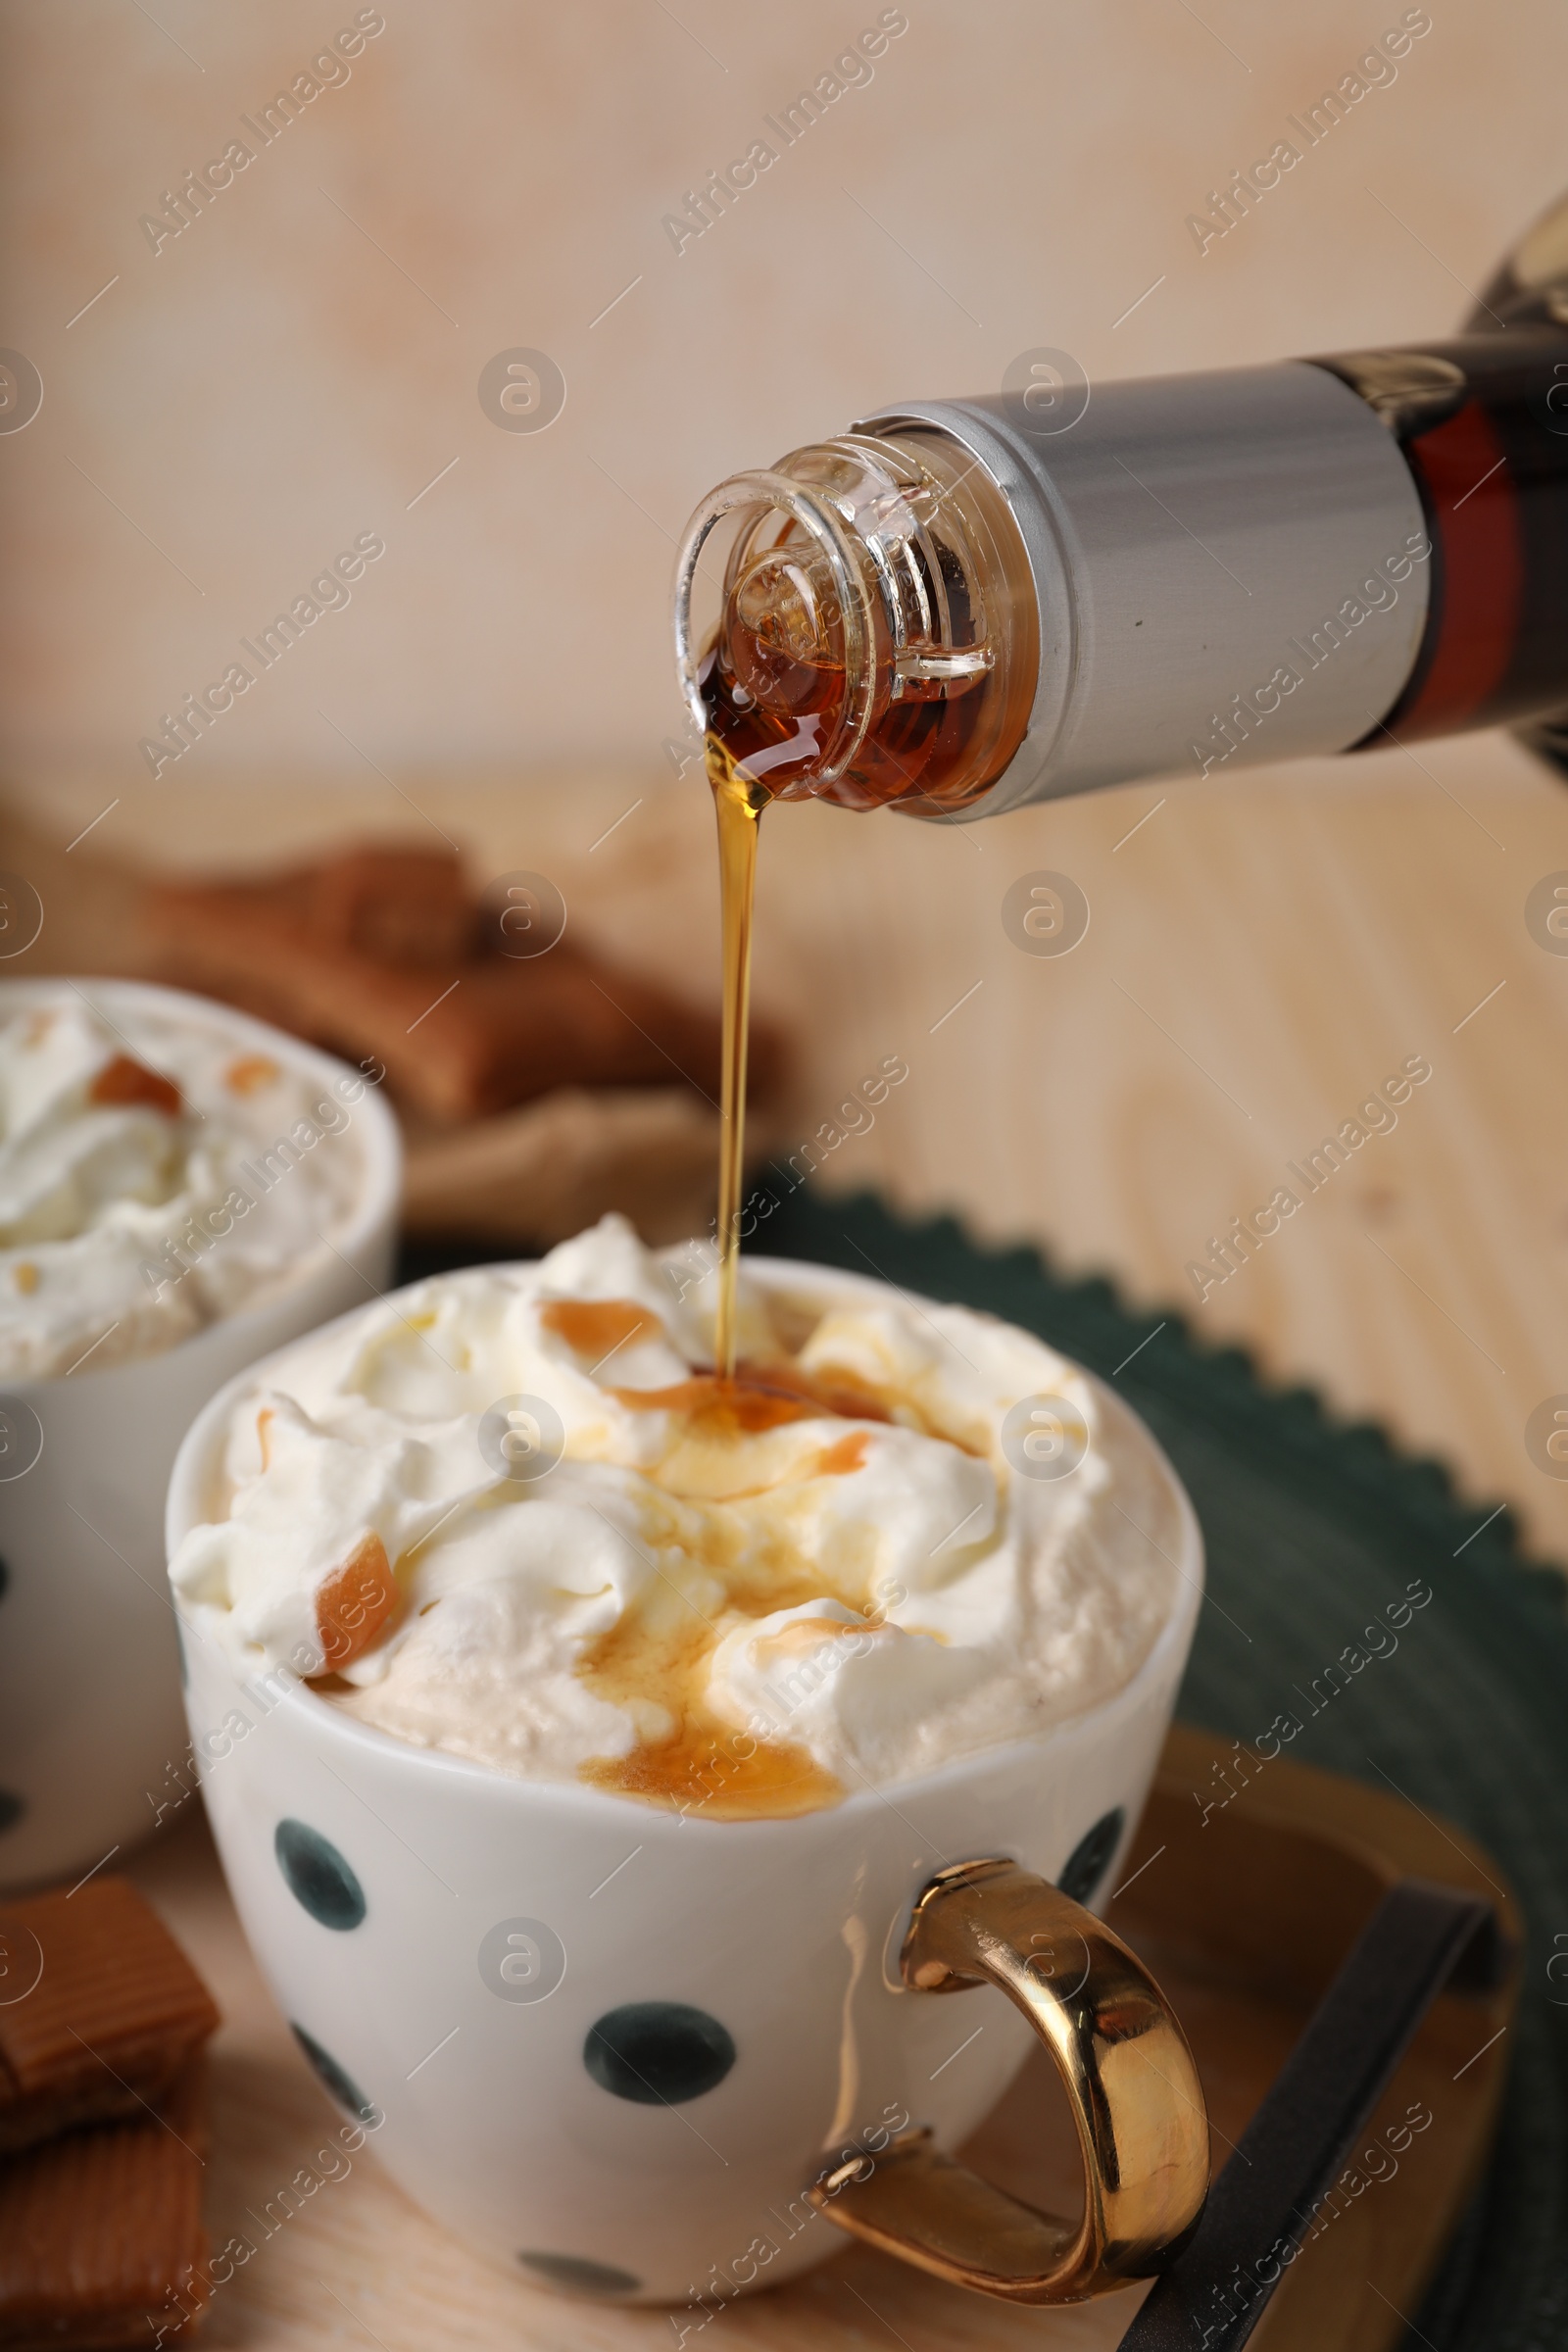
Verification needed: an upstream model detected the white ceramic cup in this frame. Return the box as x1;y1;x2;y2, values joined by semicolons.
0;978;402;1891
166;1258;1204;2309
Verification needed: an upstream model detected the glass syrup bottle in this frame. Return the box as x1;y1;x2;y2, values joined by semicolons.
678;187;1568;1370
676;188;1568;822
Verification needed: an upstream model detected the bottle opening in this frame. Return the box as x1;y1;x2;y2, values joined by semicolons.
675;428;1039;814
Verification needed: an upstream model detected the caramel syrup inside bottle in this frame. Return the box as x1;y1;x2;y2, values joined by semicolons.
696;433;1037;815
701;534;1011;815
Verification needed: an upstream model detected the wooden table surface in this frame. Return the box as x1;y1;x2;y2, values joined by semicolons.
7;732;1563;2343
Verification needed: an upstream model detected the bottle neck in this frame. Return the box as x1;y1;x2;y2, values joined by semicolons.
675;428;1038;813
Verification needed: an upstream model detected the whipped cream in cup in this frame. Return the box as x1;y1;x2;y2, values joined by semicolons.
0;982;372;1380
172;1213;1185;1811
165;1228;1203;2302
0;978;401;1890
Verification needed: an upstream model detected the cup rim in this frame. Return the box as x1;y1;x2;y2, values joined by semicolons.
167;1251;1204;1832
0;973;403;1394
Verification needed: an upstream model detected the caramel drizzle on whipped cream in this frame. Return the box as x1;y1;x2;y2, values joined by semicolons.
576;1493;853;1821
539;1295;946;1819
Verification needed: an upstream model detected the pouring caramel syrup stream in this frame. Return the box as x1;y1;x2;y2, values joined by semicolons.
696;452;1029;1374
582;451;1040;1813
699;533;864;1379
708;737;766;1380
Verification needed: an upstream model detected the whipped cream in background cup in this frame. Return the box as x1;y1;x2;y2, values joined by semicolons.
0;977;401;1891
167;1223;1207;2308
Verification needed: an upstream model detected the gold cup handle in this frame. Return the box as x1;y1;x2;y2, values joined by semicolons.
807;1856;1209;2304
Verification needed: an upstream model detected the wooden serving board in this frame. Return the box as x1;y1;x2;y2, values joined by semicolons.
125;1723;1514;2351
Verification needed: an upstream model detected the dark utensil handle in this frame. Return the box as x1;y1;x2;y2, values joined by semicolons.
1122;1878;1505;2350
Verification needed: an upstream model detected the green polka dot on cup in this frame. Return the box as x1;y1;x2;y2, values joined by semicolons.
273;1819;367;1930
583;2001;735;2104
518;2252;640;2297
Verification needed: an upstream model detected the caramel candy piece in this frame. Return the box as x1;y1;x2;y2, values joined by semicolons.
147;841;785;1124
222;1053;280;1097
0;1880;220;2158
85;1054;182;1118
813;1431;870;1477
538;1297;661;1363
0;2060;209;2348
317;1533;399;1671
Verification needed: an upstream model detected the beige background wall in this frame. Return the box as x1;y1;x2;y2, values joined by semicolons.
0;0;1560;787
